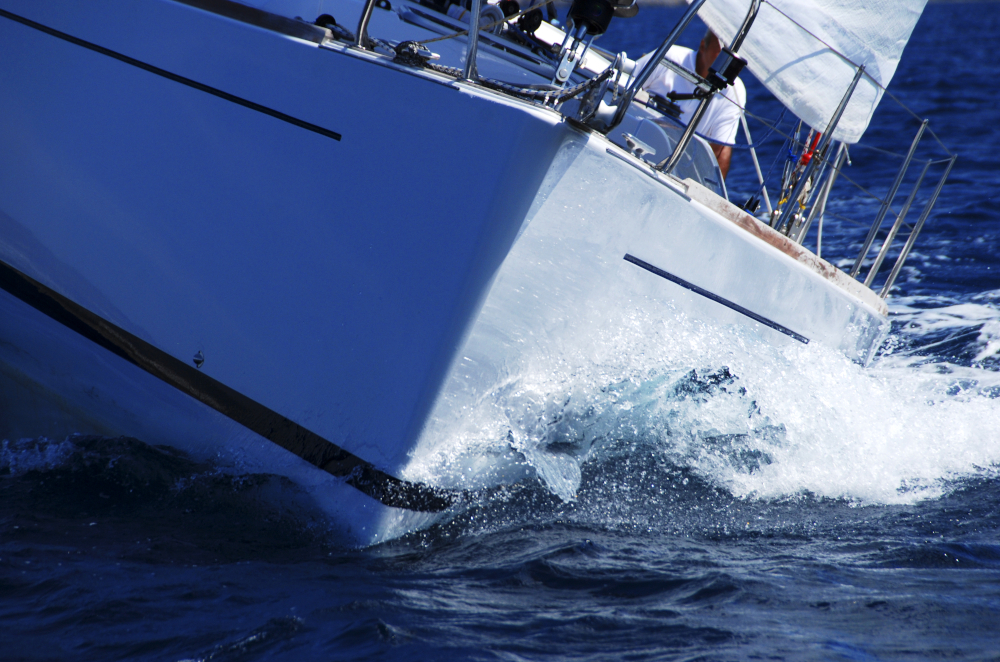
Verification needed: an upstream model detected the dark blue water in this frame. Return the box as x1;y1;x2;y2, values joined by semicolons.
3;3;1000;660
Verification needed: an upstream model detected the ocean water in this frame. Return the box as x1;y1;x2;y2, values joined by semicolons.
3;2;1000;660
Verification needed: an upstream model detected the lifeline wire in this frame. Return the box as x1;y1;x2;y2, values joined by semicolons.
718;92;942;220
364;0;612;104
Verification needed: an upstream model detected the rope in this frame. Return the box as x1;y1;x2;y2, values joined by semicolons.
480;67;613;103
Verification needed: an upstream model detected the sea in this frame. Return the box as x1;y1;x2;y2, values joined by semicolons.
3;2;1000;660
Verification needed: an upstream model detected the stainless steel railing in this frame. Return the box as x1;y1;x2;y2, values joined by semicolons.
607;0;709;131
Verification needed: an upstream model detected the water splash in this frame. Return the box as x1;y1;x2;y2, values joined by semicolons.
887;290;1000;369
412;292;1000;512
0;436;78;475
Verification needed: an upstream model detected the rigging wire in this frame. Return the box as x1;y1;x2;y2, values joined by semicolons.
362;0;950;223
757;0;954;156
715;91;943;222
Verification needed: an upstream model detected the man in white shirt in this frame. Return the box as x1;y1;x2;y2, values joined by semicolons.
635;31;746;178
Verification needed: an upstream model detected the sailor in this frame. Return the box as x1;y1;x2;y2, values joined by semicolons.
635;30;746;178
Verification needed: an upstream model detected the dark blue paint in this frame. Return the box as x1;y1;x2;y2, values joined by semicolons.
3;3;1000;660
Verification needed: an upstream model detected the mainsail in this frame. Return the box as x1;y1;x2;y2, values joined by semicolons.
696;0;927;144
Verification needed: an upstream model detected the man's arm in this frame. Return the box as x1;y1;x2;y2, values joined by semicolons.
711;144;731;179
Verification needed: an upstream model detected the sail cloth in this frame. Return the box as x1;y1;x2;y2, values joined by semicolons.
695;0;927;144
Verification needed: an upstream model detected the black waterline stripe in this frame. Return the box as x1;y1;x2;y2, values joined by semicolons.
624;254;810;345
0;7;342;142
0;258;455;512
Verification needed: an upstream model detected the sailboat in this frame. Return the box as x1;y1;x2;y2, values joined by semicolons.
0;0;953;544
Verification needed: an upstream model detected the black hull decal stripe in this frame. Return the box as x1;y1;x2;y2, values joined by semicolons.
0;8;342;142
624;254;810;345
0;258;455;512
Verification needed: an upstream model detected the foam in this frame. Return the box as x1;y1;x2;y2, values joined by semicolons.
0;436;78;475
410;293;1000;507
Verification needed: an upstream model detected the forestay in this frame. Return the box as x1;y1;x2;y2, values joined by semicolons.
695;0;927;144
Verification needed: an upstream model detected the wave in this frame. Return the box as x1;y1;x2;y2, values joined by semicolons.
410;289;1000;514
6;293;998;541
0;435;335;560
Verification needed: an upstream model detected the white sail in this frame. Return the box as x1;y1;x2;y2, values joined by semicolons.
696;0;927;144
